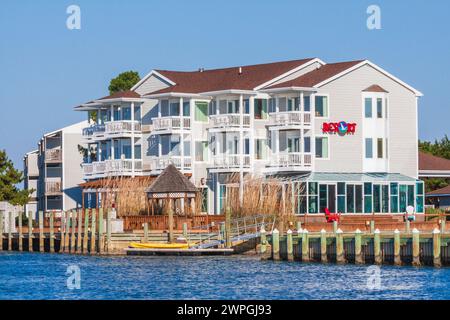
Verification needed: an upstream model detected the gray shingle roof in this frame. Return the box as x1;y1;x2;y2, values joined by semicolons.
147;164;197;194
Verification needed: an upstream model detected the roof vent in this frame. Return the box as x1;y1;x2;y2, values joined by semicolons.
199;68;204;72
238;67;243;75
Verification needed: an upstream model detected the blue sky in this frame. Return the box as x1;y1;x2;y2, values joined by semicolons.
0;0;449;170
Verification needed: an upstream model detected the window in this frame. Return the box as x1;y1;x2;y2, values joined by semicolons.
337;182;346;213
365;138;373;158
346;185;355;213
160;100;169;117
308;182;318;214
287;98;299;111
399;185;407;212
416;181;424;213
195;102;208;122
315;137;328;158
287;137;300;153
382;185;389;212
278;98;287;112
201;188;208;213
244;99;250;114
304;137;311;153
390;182;399;213
134;145;142;159
113;106;121;121
184;141;191;157
209;100;216;115
169;101;180;116
183;101;190;116
254;99;267;119
364;98;372;118
134;105;141;121
122;139;132;159
255;139;267;160
122;106;131;120
377;138;383;158
195;141;207;161
315;96;328;117
319;184;327;213
114;140;120;160
355;185;363;213
303;96;311;112
373;184;381;213
268;98;276;113
364;182;372;213
377;98;383;118
227;100;239;114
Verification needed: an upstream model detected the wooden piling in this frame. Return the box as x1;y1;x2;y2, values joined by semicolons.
28;211;33;252
106;210;112;253
336;228;344;263
98;208;103;254
225;207;231;248
296;221;302;232
8;212;12;250
433;228;441;267
90;209;97;254
394;229;401;266
38;211;44;252
412;228;420;266
301;229;309;262
64;211;70;252
143;223;149;243
272;228;280;261
355;229;363;264
320;229;327;263
71;210;77;253
374;229;381;264
182;222;188;239
286;229;294;261
83;209;89;253
49;211;54;253
18;211;23;251
440;219;446;234
0;211;3;251
260;226;267;255
76;209;82;253
332;221;338;234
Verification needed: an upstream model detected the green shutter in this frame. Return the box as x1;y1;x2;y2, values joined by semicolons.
195;102;208;122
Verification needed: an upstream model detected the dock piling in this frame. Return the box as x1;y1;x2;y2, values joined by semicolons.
272;228;280;261
143;223;149;243
412;228;420;266
8;212;12;250
296;221;302;232
394;229;401;265
225;207;231;248
90;209;97;254
182;222;188;239
320;229;327;262
355;229;362;264
76;209;82;253
406;220;411;234
64;211;70;253
286;229;293;261
336;228;344;263
18;211;23;251
106;210;112;252
374;229;381;264
433;228;441;267
332;221;338;234
260;226;267;255
370;220;375;234
28;211;33;252
0;211;3;251
83;209;89;253
49;211;54;253
71;210;77;253
301;229;309;262
38;211;44;252
98;209;103;254
440;219;446;234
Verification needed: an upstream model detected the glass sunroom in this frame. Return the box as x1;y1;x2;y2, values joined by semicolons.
288;173;424;214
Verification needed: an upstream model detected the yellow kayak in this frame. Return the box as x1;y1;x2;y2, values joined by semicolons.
129;242;190;249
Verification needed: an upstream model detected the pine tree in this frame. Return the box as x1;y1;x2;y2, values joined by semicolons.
0;150;32;205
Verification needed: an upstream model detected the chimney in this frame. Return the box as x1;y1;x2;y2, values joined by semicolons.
238;67;242;75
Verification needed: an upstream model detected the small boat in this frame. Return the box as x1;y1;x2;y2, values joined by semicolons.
129;242;190;249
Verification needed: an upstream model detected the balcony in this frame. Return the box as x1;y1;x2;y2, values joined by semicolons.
209;154;251;171
45;149;62;163
266;152;313;171
209;114;250;130
45;178;62;195
82;121;141;140
267;111;311;129
148;156;192;172
82;159;143;178
152;117;191;132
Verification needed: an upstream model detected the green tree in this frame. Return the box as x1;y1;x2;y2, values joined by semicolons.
108;71;141;95
0;150;32;205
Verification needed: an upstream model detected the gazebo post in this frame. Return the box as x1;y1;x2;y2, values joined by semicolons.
168;197;174;243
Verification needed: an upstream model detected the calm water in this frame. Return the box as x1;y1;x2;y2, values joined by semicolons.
0;252;449;300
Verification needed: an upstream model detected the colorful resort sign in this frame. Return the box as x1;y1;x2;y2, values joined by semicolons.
322;121;357;135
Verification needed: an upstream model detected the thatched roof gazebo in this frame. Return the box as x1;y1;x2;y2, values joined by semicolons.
147;164;198;242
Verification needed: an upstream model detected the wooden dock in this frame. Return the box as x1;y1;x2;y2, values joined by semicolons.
259;223;450;267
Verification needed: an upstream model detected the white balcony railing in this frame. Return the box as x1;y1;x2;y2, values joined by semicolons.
45;178;62;195
45;149;62;162
268;152;312;168
152;117;191;131
82;121;141;138
149;156;192;171
82;159;143;176
268;111;311;127
209;114;250;129
210;155;251;169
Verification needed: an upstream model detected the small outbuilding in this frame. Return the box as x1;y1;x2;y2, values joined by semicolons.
147;164;198;242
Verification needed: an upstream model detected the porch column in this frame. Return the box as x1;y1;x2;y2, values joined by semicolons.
110;105;114;121
310;93;316;168
131;102;135;177
180;97;185;173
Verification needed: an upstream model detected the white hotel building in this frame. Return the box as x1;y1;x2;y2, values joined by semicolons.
75;58;425;215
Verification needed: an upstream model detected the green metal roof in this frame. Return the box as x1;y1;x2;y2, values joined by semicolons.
280;172;419;183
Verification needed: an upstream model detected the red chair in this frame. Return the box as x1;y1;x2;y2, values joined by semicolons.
324;208;341;223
